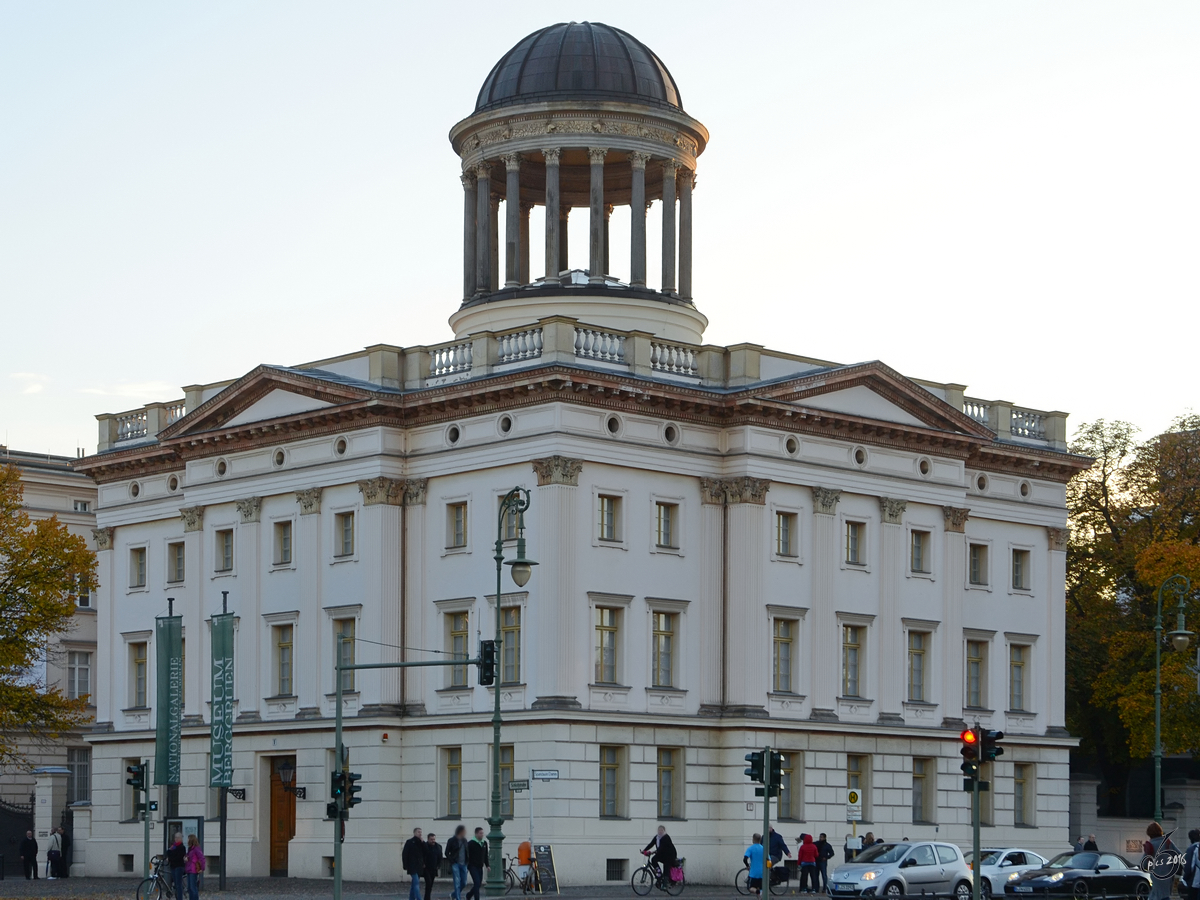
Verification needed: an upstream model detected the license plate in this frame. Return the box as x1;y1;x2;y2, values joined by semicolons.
833;887;855;893
1014;887;1033;893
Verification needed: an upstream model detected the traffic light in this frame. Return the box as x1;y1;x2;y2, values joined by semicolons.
479;640;497;686
768;751;783;787
981;730;1005;762
326;802;340;819
744;751;765;783
959;729;980;780
126;762;146;791
331;770;346;802
347;772;363;809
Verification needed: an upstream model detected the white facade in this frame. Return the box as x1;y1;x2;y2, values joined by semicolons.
72;21;1089;885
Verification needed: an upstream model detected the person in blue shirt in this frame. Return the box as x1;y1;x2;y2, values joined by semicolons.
744;834;765;896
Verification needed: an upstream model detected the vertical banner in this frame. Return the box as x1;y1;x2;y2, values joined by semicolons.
154;616;183;785
209;613;236;788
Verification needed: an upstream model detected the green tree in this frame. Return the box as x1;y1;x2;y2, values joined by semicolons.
1066;416;1200;815
0;463;96;769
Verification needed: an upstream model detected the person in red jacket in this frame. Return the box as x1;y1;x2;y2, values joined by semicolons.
797;834;819;894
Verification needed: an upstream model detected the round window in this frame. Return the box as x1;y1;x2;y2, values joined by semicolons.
498;415;513;435
447;425;461;445
664;424;678;445
130;482;141;499
976;473;989;492
167;475;179;492
918;458;931;477
605;414;621;435
853;447;868;467
785;436;799;456
335;438;348;456
215;459;228;477
273;449;286;468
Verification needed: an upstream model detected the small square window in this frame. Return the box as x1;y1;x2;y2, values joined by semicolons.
598;495;621;542
776;512;798;558
846;522;865;565
274;521;292;565
167;542;185;583
1012;549;1031;590
335;512;355;557
215;529;234;572
910;530;930;573
655;502;678;549
969;543;988;585
73;499;91;513
447;503;468;549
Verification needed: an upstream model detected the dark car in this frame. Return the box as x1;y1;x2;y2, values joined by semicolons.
1003;851;1150;899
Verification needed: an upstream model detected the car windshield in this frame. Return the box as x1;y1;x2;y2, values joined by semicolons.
1047;853;1098;870
855;844;911;865
965;851;1003;866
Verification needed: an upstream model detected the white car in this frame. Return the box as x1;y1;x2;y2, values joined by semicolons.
964;848;1049;898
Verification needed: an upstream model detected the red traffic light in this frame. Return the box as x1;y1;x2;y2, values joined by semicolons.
960;729;978;744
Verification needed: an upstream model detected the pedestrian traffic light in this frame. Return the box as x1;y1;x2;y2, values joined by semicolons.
326;802;340;819
959;729;980;780
126;763;145;791
331;770;346;802
346;772;363;809
981;730;1004;762
768;750;783;787
745;751;765;783
479;640;497;686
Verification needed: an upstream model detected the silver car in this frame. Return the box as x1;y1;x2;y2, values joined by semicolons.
830;841;974;899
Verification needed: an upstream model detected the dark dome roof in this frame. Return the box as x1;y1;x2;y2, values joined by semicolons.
476;22;683;113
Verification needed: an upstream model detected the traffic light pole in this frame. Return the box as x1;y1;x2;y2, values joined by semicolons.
762;744;773;885
143;758;151;880
971;731;981;900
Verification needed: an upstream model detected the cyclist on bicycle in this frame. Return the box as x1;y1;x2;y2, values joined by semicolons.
643;825;678;886
744;834;765;896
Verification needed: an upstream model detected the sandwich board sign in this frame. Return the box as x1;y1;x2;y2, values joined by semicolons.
846;789;863;821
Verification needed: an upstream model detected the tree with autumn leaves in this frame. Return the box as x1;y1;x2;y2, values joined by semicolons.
0;463;96;770
1067;415;1200;815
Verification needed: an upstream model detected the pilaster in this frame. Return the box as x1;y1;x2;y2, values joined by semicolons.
402;479;428;716
294;488;323;719
809;487;841;721
1045;526;1068;734
92;527;116;726
723;477;770;716
531;457;583;709
180;507;205;724
357;478;404;715
233;498;262;723
876;497;907;724
941;506;970;728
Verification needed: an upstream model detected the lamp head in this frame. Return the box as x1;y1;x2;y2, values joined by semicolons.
505;536;538;587
277;760;295;786
1169;628;1193;652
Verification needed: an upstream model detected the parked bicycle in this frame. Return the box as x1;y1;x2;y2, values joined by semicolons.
136;854;176;900
632;852;685;895
503;854;541;894
735;863;789;895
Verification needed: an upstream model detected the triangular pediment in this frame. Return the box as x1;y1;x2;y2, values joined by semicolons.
793;384;928;427
224;389;334;427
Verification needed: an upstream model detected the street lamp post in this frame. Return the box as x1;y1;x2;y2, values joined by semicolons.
1153;574;1193;822
486;487;537;896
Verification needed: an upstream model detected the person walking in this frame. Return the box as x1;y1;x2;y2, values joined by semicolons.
403;827;426;900
167;832;187;900
423;832;443;900
59;826;71;878
769;828;790;887
798;833;819;894
1145;822;1177;900
1083;835;1098;852
184;833;206;900
1180;828;1200;900
45;826;62;879
744;834;765;897
1073;837;1085;853
466;827;489;900
19;830;38;880
446;825;469;900
816;833;835;894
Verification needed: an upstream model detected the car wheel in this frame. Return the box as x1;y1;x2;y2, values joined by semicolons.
980;878;992;900
1072;880;1088;899
1134;882;1149;900
884;882;904;897
954;881;972;900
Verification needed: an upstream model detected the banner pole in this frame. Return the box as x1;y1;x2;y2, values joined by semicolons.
143;758;151;880
219;787;227;892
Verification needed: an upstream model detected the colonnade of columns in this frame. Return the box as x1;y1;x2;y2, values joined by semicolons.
461;148;695;301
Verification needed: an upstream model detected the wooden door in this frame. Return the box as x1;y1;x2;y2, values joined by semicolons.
269;760;296;877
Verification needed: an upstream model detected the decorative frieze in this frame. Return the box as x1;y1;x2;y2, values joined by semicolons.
878;497;907;525
459;116;699;158
358;477;405;506
235;497;262;523
1046;526;1068;552
295;488;323;516
532;456;583;487
943;506;970;534
403;478;429;507
697;476;770;505
92;526;115;551
811;487;841;516
180;506;205;533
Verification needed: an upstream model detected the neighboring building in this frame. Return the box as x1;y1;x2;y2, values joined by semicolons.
73;22;1090;883
0;448;97;811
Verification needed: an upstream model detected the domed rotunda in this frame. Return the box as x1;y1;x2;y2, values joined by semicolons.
449;22;709;343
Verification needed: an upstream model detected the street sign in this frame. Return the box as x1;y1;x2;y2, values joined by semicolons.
509;779;530;792
846;788;863;821
532;769;559;780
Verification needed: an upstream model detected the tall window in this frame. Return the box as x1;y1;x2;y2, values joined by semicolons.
846;522;865;565
966;640;986;708
167;542;185;583
276;625;294;695
595;608;619;684
655;502;678;548
778;752;800;820
501;607;521;684
130;548;147;588
216;529;234;572
598;495;620;542
274;521;292;565
842;625;862;697
448;503;467;548
131;642;147;707
1013;764;1032;825
335;619;355;691
980;761;994;824
652;612;675;688
912;758;933;823
446;748;462;817
335;512;355;557
600;745;622;818
68;651;91;701
500;501;519;541
450;612;470;687
500;745;514;818
1012;549;1030;590
67;748;91;803
908;632;927;702
847;754;869;817
969;543;988;585
773;619;795;693
1009;645;1027;711
776;512;798;558
72;573;91;607
656;748;679;818
911;530;930;573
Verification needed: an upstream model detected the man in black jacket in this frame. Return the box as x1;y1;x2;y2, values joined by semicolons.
402;828;426;900
816;833;835;894
643;825;678;884
19;831;38;880
466;827;489;900
424;832;444;900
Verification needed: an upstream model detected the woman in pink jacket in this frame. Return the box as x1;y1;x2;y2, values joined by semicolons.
184;833;206;900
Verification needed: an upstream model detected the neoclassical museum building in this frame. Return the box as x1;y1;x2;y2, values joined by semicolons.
74;22;1088;883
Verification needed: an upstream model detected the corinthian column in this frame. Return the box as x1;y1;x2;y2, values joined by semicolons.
489;191;500;291
475;162;491;294
503;153;521;288
661;159;677;293
462;172;477;300
542;149;561;284
520;202;532;285
588;147;608;283
559;207;570;274
679;166;694;300
629;152;650;286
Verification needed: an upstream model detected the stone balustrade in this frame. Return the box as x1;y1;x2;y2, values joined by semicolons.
651;341;698;376
496;327;543;364
429;341;473;379
962;398;990;425
573;327;626;364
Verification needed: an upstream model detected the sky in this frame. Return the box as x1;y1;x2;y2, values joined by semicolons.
2;1;1197;457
